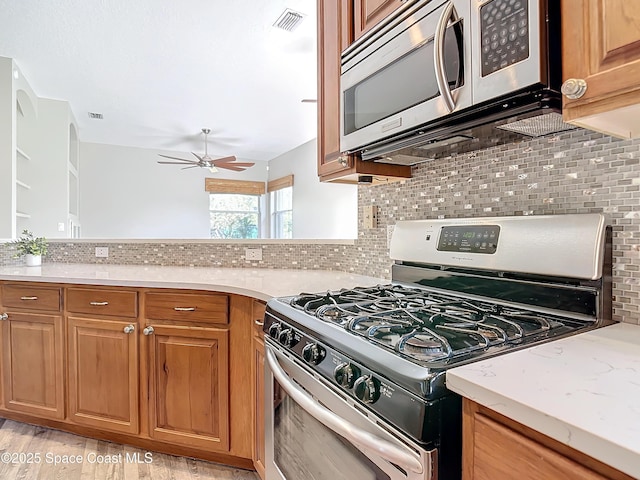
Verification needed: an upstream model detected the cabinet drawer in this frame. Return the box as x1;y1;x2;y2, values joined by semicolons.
1;285;61;311
67;288;138;318
144;292;229;324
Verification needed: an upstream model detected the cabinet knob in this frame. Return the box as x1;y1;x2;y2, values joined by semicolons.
338;155;349;168
143;326;155;336
0;313;7;321
561;78;587;100
123;324;135;334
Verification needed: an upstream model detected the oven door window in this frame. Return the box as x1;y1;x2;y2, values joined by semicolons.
273;382;390;480
343;21;464;135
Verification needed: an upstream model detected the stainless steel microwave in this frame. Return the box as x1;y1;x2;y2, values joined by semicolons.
340;0;566;164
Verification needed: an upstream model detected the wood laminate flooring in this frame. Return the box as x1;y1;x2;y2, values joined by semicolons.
0;419;259;480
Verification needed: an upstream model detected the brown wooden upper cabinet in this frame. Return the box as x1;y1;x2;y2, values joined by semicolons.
316;0;411;184
353;0;406;40
561;0;640;138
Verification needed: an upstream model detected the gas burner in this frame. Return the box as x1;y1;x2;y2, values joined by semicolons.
402;334;445;354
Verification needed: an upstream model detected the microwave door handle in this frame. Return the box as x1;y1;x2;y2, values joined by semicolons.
266;347;424;475
434;1;459;112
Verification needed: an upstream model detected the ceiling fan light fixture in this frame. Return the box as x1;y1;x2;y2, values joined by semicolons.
209;165;219;173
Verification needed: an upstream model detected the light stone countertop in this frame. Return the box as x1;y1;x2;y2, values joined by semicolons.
446;322;640;479
0;263;388;301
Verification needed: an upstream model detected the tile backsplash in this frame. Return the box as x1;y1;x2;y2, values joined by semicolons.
1;127;639;323
0;241;356;271
354;128;640;324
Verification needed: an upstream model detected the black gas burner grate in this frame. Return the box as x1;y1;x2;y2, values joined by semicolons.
291;284;569;363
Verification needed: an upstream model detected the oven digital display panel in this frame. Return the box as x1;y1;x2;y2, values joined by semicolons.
437;225;500;254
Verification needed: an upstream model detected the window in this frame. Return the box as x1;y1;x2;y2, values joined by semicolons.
205;178;266;239
268;175;294;239
209;194;260;239
271;187;293;238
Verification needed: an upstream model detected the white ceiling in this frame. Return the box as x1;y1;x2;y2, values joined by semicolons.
0;0;318;162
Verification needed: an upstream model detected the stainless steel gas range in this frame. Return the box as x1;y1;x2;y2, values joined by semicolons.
264;214;612;480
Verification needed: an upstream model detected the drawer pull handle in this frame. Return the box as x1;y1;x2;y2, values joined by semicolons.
90;301;109;306
20;296;38;301
255;319;264;327
174;307;196;312
143;326;155;336
0;313;8;321
123;324;135;334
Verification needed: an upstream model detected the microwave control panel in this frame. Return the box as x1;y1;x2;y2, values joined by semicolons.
480;0;529;76
437;225;500;254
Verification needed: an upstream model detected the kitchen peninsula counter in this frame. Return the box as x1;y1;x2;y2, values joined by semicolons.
447;322;640;479
0;263;388;300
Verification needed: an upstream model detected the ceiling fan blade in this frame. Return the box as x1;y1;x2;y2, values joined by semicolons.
217;165;247;172
158;154;195;163
210;155;237;163
158;161;199;165
192;152;205;161
221;162;255;167
181;165;200;170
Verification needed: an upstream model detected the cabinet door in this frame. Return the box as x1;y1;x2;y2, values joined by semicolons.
463;400;634;480
562;0;640;137
67;316;139;434
147;324;230;452
252;334;265;480
317;0;355;177
2;312;64;419
354;0;405;40
252;300;266;479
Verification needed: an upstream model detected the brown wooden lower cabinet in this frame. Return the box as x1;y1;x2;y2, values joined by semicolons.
252;300;266;479
0;281;259;471
463;399;634;480
147;324;230;452
1;311;65;420
67;316;139;434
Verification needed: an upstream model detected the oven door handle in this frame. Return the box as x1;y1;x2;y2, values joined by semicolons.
266;347;424;475
434;1;459;112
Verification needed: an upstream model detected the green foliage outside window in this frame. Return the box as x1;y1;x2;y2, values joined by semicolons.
209;194;259;239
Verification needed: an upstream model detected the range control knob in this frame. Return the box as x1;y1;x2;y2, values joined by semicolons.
302;343;325;365
354;375;381;404
268;322;282;339
334;363;360;388
278;328;297;348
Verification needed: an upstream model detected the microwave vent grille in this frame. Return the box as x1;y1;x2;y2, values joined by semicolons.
496;113;576;137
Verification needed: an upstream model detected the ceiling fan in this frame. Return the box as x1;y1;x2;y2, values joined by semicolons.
157;128;254;173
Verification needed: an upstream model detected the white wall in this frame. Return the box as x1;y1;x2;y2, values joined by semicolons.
0;57;15;239
268;138;357;239
30;98;71;238
79;142;268;238
79;139;357;239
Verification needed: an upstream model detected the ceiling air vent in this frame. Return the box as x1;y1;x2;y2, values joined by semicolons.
273;8;305;32
88;112;103;120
